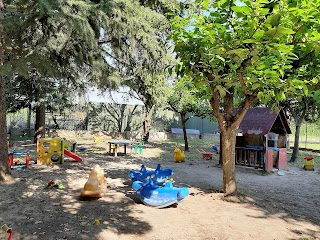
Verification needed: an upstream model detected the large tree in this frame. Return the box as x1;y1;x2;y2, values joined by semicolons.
282;90;320;162
97;0;179;142
0;0;112;182
0;0;11;181
170;0;320;195
168;76;212;151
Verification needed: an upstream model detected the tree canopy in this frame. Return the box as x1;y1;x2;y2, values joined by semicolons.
0;0;113;181
0;0;180;180
170;0;320;195
168;75;212;150
97;0;180;141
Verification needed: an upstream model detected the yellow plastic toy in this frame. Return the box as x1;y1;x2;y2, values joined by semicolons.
174;145;185;163
304;156;315;171
80;165;107;198
37;138;64;164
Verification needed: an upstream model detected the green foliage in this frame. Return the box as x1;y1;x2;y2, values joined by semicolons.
169;0;320;193
1;0;118;117
168;75;213;118
88;102;143;132
98;0;180;108
1;1;110;78
169;0;320;107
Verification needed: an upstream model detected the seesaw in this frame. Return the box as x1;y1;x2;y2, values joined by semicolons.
129;164;173;185
132;177;189;208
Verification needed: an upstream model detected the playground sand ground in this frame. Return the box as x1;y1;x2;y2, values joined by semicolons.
0;138;319;240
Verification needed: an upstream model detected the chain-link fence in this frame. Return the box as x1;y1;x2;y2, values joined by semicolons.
289;122;320;150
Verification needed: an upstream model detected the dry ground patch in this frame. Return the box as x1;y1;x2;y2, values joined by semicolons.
0;138;319;240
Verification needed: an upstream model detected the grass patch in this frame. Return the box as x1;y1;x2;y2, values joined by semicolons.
79;146;107;154
9;137;33;141
152;139;220;162
156;138;320;170
287;148;320;170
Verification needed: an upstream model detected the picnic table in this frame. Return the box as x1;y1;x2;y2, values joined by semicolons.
108;140;131;156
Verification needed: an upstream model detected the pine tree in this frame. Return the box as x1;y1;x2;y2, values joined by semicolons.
0;0;112;182
98;0;179;141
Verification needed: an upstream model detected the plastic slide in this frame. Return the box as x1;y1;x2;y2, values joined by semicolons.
64;149;83;162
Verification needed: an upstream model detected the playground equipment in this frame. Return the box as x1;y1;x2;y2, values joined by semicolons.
80;165;106;198
37;138;64;164
37;138;82;164
174;145;185;163
202;152;213;160
133;141;144;155
130;164;188;208
129;164;173;185
304;156;315;171
64;149;82;162
132;177;189;208
63;139;77;152
8;151;30;170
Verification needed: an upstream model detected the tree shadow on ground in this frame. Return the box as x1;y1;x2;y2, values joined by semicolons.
1;144;153;240
151;140;320;238
2;139;319;239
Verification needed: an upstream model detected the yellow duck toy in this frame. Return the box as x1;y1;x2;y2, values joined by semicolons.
174;145;185;163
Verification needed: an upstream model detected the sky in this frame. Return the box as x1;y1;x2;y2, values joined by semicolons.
87;86;144;106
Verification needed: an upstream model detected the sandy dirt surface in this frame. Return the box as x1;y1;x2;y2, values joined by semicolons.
0;139;319;240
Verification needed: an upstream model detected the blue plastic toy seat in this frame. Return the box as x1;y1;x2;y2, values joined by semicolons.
132;178;189;208
129;164;173;185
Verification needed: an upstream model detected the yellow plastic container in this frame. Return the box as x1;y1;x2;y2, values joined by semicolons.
304;156;314;171
37;138;64;164
63;138;71;151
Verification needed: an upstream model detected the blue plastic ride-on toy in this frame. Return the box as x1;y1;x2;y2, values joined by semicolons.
129;164;173;185
132;177;189;208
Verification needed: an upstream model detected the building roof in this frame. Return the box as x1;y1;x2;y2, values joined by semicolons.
238;107;291;135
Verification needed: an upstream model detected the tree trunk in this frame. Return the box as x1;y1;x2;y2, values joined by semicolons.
220;128;237;195
34;103;46;143
0;76;11;182
118;105;126;132
26;104;32;137
0;0;12;182
83;114;89;131
142;107;153;142
124;105;138;132
209;83;257;195
290;124;301;162
180;112;189;151
286;97;308;163
52;114;60;129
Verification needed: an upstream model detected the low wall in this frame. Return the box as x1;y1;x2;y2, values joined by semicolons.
150;132;220;140
201;133;220;140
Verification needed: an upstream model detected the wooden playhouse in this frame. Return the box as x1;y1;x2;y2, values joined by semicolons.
235;107;291;171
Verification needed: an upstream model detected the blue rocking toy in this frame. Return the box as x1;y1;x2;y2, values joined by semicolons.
132;177;189;208
129;164;173;185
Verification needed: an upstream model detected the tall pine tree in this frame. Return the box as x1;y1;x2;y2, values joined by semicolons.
0;0;112;182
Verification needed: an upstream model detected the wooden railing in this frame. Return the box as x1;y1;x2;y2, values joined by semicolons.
235;147;265;169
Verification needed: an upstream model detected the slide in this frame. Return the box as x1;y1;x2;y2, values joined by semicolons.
64;149;83;162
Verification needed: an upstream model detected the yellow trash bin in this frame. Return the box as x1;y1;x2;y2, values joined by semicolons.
304;156;314;171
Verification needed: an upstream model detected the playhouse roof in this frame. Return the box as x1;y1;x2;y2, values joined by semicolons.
238;107;291;135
